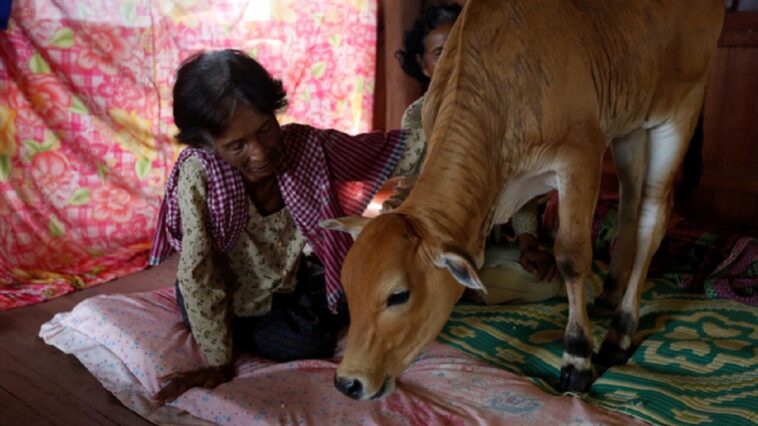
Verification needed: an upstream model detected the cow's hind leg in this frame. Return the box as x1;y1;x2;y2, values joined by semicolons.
592;129;647;317
597;111;700;368
554;126;605;392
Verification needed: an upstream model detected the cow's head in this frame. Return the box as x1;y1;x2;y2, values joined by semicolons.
321;212;485;400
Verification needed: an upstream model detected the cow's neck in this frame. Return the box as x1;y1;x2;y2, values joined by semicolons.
399;141;503;264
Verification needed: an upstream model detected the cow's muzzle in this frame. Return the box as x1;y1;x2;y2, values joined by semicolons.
334;374;392;400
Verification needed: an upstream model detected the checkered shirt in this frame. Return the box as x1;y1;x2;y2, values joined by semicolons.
277;124;408;312
149;124;409;313
148;147;248;265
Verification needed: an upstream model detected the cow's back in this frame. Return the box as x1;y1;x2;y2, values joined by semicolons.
423;0;724;153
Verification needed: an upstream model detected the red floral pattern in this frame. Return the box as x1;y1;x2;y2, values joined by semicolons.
0;0;377;310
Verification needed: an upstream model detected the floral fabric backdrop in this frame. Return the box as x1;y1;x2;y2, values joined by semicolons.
0;0;378;310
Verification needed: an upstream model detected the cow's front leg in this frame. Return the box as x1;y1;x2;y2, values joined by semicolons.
553;133;604;392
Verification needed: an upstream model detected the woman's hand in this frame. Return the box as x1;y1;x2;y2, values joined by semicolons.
519;248;558;282
380;176;416;213
154;363;235;404
517;233;558;282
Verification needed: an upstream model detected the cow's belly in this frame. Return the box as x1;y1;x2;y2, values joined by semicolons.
492;171;558;226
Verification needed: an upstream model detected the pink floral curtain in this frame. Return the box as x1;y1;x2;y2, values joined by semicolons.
0;0;378;310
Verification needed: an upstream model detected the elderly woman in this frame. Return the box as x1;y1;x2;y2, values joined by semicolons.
150;49;423;402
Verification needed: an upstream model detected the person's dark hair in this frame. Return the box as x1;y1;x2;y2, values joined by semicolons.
395;3;462;86
172;49;288;146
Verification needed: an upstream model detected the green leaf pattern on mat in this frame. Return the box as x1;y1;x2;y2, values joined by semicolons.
440;265;758;426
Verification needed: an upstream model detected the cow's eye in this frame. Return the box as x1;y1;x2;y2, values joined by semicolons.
386;290;410;307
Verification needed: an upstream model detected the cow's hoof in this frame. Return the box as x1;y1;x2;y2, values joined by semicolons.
559;364;593;393
595;341;634;368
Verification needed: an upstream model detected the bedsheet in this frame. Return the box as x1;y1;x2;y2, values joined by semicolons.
40;287;643;425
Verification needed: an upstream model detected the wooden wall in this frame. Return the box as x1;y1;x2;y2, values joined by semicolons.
372;0;424;131
677;7;758;235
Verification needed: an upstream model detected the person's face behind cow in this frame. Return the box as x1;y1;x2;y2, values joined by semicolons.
321;213;485;400
419;22;454;80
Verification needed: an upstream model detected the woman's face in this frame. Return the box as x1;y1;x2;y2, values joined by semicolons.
419;22;454;80
211;104;283;184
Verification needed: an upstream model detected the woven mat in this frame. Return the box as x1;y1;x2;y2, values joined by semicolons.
439;261;758;426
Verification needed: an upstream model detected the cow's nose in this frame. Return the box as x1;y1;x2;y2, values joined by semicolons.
334;374;364;399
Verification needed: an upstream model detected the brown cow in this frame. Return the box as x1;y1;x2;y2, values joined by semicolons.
323;0;724;399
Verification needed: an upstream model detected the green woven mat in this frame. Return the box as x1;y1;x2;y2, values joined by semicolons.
439;264;758;426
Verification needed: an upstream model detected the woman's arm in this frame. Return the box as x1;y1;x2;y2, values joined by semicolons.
391;128;426;178
381;127;424;212
392;95;427;178
155;157;235;402
513;198;557;282
175;157;234;367
381;96;428;211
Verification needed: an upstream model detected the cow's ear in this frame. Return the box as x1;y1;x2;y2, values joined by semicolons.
319;217;371;240
435;251;487;292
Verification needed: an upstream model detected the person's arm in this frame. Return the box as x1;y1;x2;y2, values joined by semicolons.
381;127;423;212
513;198;558;282
155;158;235;403
392;96;427;178
391;129;425;179
379;176;415;213
314;117;424;216
381;97;427;212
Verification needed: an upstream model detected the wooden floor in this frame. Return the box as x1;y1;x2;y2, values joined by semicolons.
0;256;178;426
